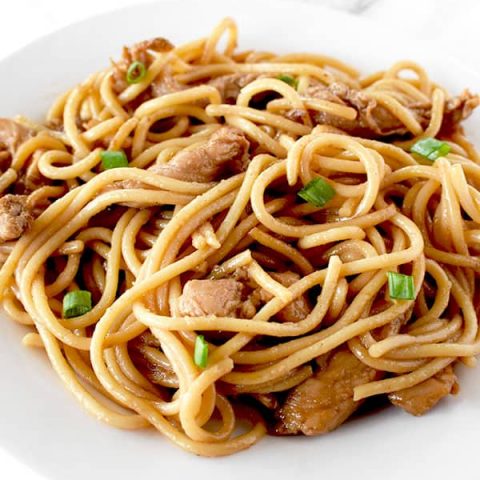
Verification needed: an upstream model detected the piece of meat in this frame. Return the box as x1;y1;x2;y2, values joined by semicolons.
0;194;34;242
208;73;259;104
440;89;480;135
0;120;49;195
289;82;478;139
227;267;311;321
112;37;174;93
0;119;33;161
150;68;187;97
271;272;311;323
101;127;250;196
178;279;244;317
273;350;379;435
388;365;458;416
150;126;250;183
301;82;431;138
253;271;311;323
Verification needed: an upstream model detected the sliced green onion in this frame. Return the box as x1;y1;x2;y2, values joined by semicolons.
298;177;336;207
410;137;451;161
63;290;92;318
100;150;129;169
194;335;208;369
277;74;298;89
387;272;415;300
126;61;147;84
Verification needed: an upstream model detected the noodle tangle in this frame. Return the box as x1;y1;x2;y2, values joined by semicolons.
0;18;479;455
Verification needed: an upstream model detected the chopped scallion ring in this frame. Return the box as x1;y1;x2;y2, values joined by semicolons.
63;290;92;318
100;150;129;169
126;61;147;84
410;137;451;161
277;74;298;89
194;335;209;368
387;272;415;300
298;177;336;207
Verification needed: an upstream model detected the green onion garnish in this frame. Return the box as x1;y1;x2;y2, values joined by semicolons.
410;137;451;161
387;272;415;300
194;335;208;369
277;74;298;89
100;150;129;169
298;177;336;207
63;290;92;318
126;61;147;84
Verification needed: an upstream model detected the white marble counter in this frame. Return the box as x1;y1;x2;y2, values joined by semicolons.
0;0;478;478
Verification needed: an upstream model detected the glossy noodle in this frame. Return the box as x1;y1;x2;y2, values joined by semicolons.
1;18;480;455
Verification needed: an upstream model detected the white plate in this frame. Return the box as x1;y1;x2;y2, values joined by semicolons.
1;1;479;479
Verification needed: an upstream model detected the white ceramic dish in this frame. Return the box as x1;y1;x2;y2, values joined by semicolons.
1;1;479;479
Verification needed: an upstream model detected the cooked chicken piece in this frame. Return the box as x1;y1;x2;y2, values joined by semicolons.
112;37;174;93
101;126;250;196
252;271;311;323
441;90;480;135
178;279;244;317
0;194;34;242
208;73;259;104
288;82;479;138
271;271;311;323
153;71;258;104
303;82;431;137
273;350;379;435
0;120;50;196
388;365;458;416
150;68;187;97
150;126;250;183
0;119;33;159
226;267;311;321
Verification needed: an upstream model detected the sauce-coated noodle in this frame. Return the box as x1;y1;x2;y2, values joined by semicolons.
0;18;479;455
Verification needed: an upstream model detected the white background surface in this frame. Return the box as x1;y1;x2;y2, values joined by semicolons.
0;0;479;478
